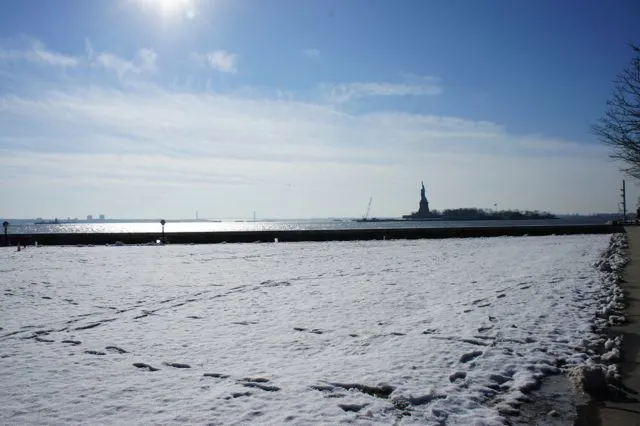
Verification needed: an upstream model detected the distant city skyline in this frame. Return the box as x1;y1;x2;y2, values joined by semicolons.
0;0;639;218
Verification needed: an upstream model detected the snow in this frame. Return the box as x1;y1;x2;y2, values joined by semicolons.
0;234;621;425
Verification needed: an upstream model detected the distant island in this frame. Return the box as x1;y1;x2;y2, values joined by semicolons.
358;181;556;222
33;218;219;225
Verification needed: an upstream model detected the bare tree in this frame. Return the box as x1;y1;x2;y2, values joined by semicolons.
592;44;640;178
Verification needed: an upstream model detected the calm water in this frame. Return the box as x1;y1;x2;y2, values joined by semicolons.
7;217;609;234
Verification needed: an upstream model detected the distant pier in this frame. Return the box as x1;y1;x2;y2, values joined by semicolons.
5;223;623;246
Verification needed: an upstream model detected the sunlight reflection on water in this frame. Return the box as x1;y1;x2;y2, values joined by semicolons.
8;217;608;234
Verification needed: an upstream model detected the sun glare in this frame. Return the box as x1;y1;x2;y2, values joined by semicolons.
134;0;196;19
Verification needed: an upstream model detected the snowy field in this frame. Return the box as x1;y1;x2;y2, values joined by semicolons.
0;235;618;425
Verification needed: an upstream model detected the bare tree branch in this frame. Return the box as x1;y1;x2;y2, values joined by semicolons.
592;44;640;179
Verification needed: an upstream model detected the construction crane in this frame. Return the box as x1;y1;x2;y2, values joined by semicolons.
363;197;373;221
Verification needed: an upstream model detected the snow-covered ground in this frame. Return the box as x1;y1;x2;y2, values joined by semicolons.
0;235;617;425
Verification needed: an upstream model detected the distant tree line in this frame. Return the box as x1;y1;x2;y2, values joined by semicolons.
429;208;556;220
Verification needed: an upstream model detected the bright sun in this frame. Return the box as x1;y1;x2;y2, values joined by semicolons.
134;0;195;19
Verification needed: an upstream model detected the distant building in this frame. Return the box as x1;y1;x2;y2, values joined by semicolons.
99;214;105;220
87;215;93;221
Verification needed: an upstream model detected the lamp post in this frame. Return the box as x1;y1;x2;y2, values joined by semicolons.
2;221;8;246
160;219;166;244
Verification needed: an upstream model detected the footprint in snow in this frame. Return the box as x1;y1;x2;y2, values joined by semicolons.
239;377;281;392
61;339;81;345
241;377;270;383
329;382;395;399
460;350;483;363
293;327;325;335
449;371;467;383
489;374;511;385
105;346;128;354
242;382;281;392
224;391;252;400
133;362;159;372
204;373;230;379
232;321;258;326
163;362;191;368
74;319;116;331
310;385;334;392
85;350;106;356
338;403;368;412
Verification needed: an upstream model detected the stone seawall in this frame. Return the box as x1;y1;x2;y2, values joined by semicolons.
5;224;623;246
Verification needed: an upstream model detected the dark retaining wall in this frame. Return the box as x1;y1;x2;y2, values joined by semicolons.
5;224;623;246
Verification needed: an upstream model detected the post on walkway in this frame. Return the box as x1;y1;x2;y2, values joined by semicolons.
2;221;8;246
160;219;166;244
621;180;627;222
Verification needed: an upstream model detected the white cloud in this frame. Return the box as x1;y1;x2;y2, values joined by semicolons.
0;37;157;80
0;39;79;67
93;48;157;78
303;48;321;61
191;50;238;73
322;78;443;103
136;48;158;72
94;53;138;77
29;41;79;67
0;83;625;218
0;38;628;218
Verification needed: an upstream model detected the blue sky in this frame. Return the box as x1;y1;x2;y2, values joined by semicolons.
0;0;638;219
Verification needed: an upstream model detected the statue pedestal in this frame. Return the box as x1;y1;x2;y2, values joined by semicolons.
417;199;430;216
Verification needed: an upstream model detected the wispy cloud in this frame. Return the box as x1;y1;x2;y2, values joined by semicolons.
0;38;625;217
191;50;238;73
0;37;157;81
0;85;609;181
322;78;443;103
87;39;157;78
94;53;136;77
93;49;157;77
0;39;79;67
303;48;321;61
135;48;158;72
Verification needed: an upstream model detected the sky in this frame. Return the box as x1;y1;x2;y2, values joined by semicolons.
0;0;639;219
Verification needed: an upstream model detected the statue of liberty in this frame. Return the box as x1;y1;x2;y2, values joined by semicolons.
418;181;430;216
401;180;432;219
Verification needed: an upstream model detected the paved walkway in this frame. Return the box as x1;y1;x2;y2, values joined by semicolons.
598;227;640;425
